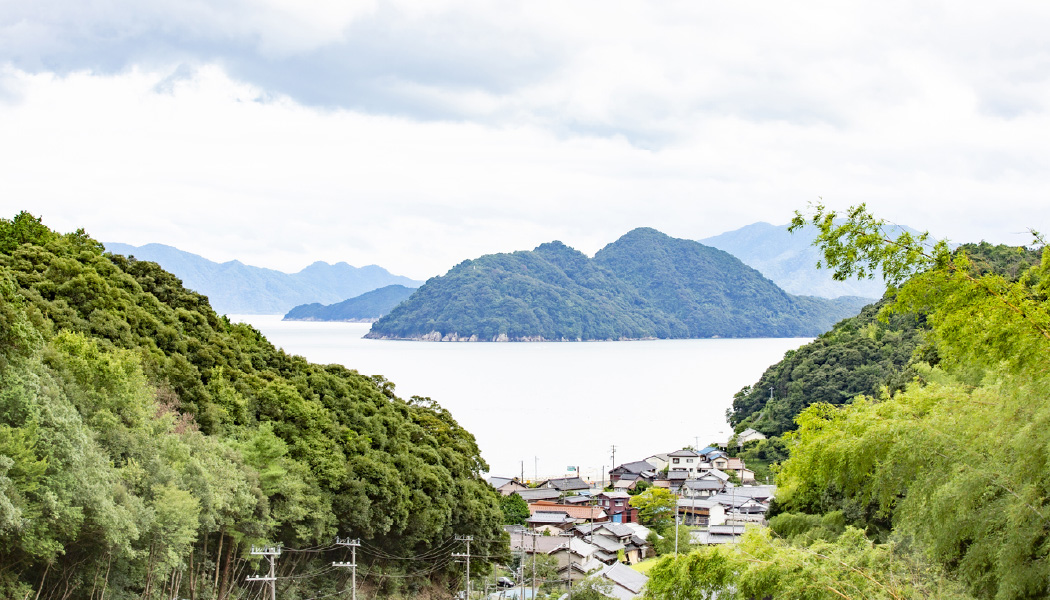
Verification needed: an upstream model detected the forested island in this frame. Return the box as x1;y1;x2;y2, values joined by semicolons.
0;213;505;600
367;227;870;341
283;284;417;322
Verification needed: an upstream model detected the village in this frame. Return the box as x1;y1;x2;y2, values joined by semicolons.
485;429;774;600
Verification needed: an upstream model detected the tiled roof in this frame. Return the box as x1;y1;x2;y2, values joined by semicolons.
541;477;591;491
529;500;606;521
516;489;561;502
613;461;657;474
667;449;699;457
598;562;648;595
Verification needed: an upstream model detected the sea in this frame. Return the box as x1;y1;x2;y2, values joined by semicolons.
231;315;810;484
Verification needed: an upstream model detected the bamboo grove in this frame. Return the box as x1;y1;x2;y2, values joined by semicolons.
0;212;508;600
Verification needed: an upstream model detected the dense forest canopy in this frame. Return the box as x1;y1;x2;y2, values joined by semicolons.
0;212;506;600
644;205;1050;600
368;228;869;341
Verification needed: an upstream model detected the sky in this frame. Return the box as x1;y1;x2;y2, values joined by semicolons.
2;1;1050;280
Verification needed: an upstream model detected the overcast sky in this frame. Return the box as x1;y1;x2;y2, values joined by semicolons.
2;1;1049;279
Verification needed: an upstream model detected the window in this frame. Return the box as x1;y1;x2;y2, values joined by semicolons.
686;458;693;463
672;458;680;464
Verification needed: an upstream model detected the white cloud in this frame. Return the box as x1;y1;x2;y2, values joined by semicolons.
1;2;1049;280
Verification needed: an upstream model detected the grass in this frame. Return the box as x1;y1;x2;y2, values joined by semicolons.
630;557;662;574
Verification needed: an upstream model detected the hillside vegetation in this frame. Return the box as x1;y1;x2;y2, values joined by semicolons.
644;205;1050;600
368;228;869;341
1;213;505;600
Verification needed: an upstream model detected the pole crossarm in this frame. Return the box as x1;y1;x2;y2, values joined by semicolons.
247;544;282;600
332;537;362;600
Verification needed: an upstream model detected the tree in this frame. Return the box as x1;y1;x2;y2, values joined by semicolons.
629;487;676;529
500;493;530;525
572;576;616;600
767;203;1050;597
643;527;974;600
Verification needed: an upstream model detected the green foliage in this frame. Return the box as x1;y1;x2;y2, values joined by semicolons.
728;296;928;435
644;527;974;600
733;438;787;482
500;493;530;525
0;213;506;599
765;204;1050;598
571;575;616;600
629;487;676;529
368;228;868;341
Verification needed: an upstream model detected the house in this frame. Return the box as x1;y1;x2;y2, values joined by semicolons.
595;491;638;524
526;511;577;531
737;428;767;444
710;454;730;471
575;522;651;564
725;457;756;483
680;478;725;498
527;500;607;524
690;524;747;545
653;469;689;491
535;477;591;493
488;476;529;496
609;461;656;484
667;449;702;477
595;562;648;600
509;530;604;580
644;453;669;472
515;488;561;503
676;498;726;527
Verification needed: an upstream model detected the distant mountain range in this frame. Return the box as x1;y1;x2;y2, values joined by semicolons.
700;222;909;299
365;228;871;341
283;285;417;322
103;243;422;315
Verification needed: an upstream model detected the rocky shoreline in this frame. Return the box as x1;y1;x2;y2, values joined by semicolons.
362;330;661;342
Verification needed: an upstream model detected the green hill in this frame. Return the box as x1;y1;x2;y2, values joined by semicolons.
284;284;417;322
0;213;505;600
367;228;870;341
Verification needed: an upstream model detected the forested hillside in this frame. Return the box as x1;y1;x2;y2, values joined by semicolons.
728;241;1041;436
367;228;869;341
644;206;1050;600
0;213;505;600
284;284;417;322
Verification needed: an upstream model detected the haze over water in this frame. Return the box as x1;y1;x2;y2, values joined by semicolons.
234;315;809;483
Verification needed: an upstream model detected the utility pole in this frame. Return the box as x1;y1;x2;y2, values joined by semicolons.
674;487;681;557
559;532;574;600
247;545;281;600
610;445;616;470
332;537;360;600
531;531;537;600
453;535;473;600
519;535;526;600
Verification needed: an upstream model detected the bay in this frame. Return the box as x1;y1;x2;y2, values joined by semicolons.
232;315;809;484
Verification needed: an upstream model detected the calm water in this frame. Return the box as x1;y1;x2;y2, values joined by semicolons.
232;315;809;483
